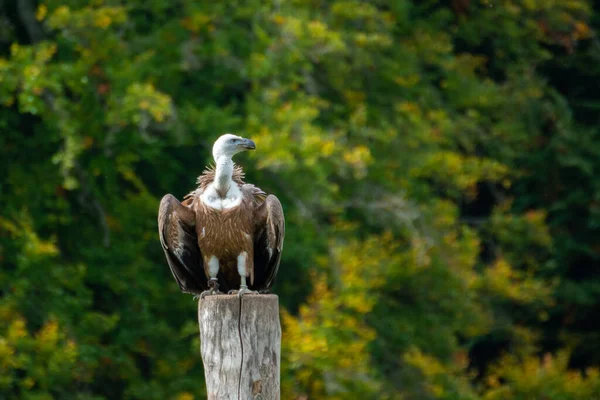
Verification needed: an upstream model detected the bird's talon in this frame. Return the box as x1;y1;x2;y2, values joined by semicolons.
197;280;223;299
199;290;212;300
237;286;258;297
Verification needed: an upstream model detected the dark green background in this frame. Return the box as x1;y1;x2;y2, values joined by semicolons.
1;1;600;399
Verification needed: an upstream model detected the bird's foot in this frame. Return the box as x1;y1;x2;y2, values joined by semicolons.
197;288;223;300
228;285;258;297
196;279;222;300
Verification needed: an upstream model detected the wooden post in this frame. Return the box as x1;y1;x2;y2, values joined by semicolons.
198;294;281;400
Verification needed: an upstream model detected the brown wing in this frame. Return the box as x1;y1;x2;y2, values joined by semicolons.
158;194;207;294
251;190;285;292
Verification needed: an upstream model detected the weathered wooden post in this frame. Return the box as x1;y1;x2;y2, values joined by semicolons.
198;294;281;400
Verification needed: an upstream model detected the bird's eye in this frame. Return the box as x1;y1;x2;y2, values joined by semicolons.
230;138;235;143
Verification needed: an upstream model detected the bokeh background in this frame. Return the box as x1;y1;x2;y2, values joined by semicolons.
2;0;600;399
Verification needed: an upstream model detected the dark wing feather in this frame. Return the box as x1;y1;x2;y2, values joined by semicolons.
158;194;207;294
251;191;285;291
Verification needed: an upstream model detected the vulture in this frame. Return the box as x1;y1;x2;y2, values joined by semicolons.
158;134;285;297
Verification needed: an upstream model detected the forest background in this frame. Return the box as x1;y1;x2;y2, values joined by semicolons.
2;0;600;399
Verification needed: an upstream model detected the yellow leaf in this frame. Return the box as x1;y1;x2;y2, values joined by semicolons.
36;4;48;21
175;392;194;400
95;14;112;29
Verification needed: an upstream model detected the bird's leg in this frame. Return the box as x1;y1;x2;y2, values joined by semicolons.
198;278;222;300
197;256;222;300
228;275;257;296
228;251;257;297
237;275;258;297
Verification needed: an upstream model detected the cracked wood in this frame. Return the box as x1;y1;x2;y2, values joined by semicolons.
198;294;281;400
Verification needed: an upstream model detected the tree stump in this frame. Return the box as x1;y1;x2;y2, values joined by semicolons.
198;294;281;400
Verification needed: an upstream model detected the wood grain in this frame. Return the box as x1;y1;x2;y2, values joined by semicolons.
198;294;280;399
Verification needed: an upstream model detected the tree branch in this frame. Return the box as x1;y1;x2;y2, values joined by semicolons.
17;0;44;43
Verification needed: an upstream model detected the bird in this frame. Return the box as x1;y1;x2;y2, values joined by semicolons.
158;134;285;298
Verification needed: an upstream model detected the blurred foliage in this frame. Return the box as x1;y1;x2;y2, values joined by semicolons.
1;0;600;399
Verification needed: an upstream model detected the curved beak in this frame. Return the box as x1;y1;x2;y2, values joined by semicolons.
239;138;256;150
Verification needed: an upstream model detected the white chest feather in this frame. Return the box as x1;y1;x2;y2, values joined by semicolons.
200;184;243;210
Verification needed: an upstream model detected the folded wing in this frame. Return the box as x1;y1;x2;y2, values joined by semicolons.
252;191;285;291
158;194;207;294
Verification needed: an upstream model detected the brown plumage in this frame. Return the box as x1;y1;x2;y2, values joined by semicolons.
158;160;285;295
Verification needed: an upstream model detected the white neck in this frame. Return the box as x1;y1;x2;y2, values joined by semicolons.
214;155;233;196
